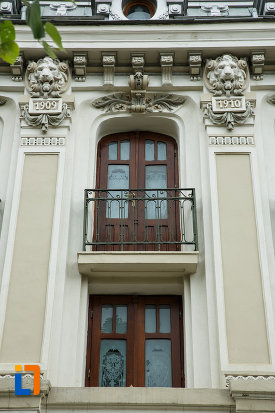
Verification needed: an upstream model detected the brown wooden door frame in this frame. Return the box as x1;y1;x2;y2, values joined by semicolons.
85;295;184;388
95;132;180;251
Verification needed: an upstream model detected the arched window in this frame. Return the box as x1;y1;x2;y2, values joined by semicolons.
123;0;156;19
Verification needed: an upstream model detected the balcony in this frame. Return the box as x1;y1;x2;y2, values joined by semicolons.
78;188;199;281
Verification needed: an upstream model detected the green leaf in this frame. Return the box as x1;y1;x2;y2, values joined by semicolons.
21;0;31;7
0;40;19;64
44;22;64;51
26;0;45;39
42;41;57;59
0;20;15;43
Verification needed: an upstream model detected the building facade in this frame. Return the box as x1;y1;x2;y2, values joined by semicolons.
0;0;275;411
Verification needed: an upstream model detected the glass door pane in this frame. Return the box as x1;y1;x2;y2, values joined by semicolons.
145;339;172;387
145;165;167;219
99;340;127;387
107;165;129;218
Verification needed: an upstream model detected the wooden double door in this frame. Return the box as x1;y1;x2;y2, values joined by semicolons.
95;132;179;251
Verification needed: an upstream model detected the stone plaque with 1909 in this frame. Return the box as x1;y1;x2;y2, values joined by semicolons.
28;98;62;115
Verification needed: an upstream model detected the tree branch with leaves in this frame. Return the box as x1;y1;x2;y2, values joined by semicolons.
0;0;65;64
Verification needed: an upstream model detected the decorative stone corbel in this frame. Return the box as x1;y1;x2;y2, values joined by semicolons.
10;53;24;81
160;53;174;86
102;53;116;86
73;53;88;82
251;51;265;80
131;54;145;74
188;52;202;81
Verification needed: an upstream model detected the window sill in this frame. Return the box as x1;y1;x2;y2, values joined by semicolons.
46;387;233;409
77;251;199;278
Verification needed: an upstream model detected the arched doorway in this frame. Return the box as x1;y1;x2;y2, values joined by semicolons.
94;131;180;251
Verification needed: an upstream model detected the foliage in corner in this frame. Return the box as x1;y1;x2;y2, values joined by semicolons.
0;20;19;64
0;0;65;64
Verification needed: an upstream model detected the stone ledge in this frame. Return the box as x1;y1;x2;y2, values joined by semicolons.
229;377;275;413
77;251;199;278
45;387;233;409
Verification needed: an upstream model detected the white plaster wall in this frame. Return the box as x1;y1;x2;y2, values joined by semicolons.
44;88;215;389
0;22;275;392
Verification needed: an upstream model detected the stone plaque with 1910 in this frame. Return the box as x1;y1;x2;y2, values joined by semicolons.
212;96;246;113
29;98;62;115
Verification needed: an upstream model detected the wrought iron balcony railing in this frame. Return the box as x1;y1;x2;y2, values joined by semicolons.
83;188;198;251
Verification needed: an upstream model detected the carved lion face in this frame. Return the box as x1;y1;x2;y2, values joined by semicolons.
33;57;67;84
205;54;248;96
26;57;69;98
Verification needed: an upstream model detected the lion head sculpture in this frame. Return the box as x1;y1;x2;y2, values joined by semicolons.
26;57;70;98
204;54;248;97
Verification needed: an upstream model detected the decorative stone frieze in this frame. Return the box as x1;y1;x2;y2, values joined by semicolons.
0;2;12;13
168;4;181;15
97;3;110;15
109;9;121;19
0;97;7;106
209;136;254;145
49;2;76;15
264;2;275;14
188;52;202;81
73;53;88;82
160;53;174;86
251;51;265;80
26;57;70;98
0;373;50;394
225;375;275;388
201;4;229;16
10;53;24;81
158;10;169;19
267;94;275;105
21;137;66;146
102;53;116;86
20;102;71;133
204;54;249;97
228;376;275;413
203;100;254;130
92;93;185;113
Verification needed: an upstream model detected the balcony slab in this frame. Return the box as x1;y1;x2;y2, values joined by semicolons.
77;251;199;278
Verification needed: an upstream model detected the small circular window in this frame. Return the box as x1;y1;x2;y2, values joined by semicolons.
124;1;156;19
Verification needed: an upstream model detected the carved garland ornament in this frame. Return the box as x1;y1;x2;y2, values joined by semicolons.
92;72;185;113
203;101;253;130
21;103;70;133
93;93;185;113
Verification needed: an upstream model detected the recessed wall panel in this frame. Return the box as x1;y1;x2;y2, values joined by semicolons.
216;154;269;364
0;154;58;362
